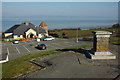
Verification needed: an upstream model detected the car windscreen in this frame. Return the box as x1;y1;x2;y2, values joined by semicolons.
40;44;45;46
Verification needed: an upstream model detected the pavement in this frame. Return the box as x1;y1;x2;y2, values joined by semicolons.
15;44;119;79
1;38;92;60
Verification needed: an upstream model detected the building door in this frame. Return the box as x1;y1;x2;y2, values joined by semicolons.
30;34;34;38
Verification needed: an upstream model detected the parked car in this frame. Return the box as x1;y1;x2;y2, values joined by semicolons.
37;43;46;50
36;38;41;42
13;40;19;44
42;36;55;41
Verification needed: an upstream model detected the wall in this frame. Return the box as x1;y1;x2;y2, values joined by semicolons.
13;35;18;39
4;33;13;37
25;29;36;36
38;34;43;38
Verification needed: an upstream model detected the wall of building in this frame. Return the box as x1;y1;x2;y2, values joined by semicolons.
13;35;18;39
4;33;13;37
44;33;48;36
20;35;23;38
38;34;43;38
25;29;36;36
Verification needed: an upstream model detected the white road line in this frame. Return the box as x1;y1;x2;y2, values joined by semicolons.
7;48;10;55
16;47;20;54
23;46;30;52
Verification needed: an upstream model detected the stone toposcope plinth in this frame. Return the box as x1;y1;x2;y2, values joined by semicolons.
91;31;116;59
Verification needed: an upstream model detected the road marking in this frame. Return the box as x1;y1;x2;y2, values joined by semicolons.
7;48;10;55
16;47;20;54
23;46;30;52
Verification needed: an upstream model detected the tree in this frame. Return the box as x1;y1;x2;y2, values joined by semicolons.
112;24;120;28
112;24;120;34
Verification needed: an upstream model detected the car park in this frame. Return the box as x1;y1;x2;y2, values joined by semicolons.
42;36;55;41
37;43;46;50
13;40;19;44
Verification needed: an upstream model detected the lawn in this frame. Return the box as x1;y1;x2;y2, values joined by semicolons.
2;43;92;79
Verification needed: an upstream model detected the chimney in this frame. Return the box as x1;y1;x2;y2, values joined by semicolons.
24;21;29;26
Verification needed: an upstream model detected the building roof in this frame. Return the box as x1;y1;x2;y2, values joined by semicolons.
5;25;20;33
36;27;46;34
2;35;13;39
39;21;47;27
5;22;46;35
13;22;37;35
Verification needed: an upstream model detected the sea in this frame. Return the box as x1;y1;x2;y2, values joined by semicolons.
2;16;118;32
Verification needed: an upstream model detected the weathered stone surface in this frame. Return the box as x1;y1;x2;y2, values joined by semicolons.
96;37;109;52
91;31;116;59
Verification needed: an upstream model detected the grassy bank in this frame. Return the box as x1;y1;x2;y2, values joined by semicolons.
2;43;92;79
110;37;120;45
49;28;114;38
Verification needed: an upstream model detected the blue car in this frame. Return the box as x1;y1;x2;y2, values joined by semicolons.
37;43;46;50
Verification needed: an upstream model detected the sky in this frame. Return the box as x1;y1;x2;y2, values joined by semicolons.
2;2;118;18
1;0;120;2
0;1;118;32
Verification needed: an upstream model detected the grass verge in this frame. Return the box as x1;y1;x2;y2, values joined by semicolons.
109;37;120;45
2;43;92;79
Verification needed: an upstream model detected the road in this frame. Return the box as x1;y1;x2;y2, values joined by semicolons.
2;38;92;61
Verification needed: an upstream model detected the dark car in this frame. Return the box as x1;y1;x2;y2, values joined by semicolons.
37;43;46;50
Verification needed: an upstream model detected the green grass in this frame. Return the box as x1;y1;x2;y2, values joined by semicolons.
109;37;120;45
2;43;92;79
53;28;114;38
2;50;62;79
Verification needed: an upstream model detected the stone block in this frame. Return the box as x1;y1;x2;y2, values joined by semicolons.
90;54;116;60
91;31;116;59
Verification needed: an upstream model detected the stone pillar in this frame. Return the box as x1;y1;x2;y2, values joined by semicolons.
91;31;116;59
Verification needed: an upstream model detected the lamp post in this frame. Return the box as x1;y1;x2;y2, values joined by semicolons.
76;27;79;43
36;26;40;42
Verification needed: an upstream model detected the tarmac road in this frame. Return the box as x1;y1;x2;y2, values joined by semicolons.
2;38;92;60
19;51;119;79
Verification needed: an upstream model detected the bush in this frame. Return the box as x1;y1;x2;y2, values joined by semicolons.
9;39;13;42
